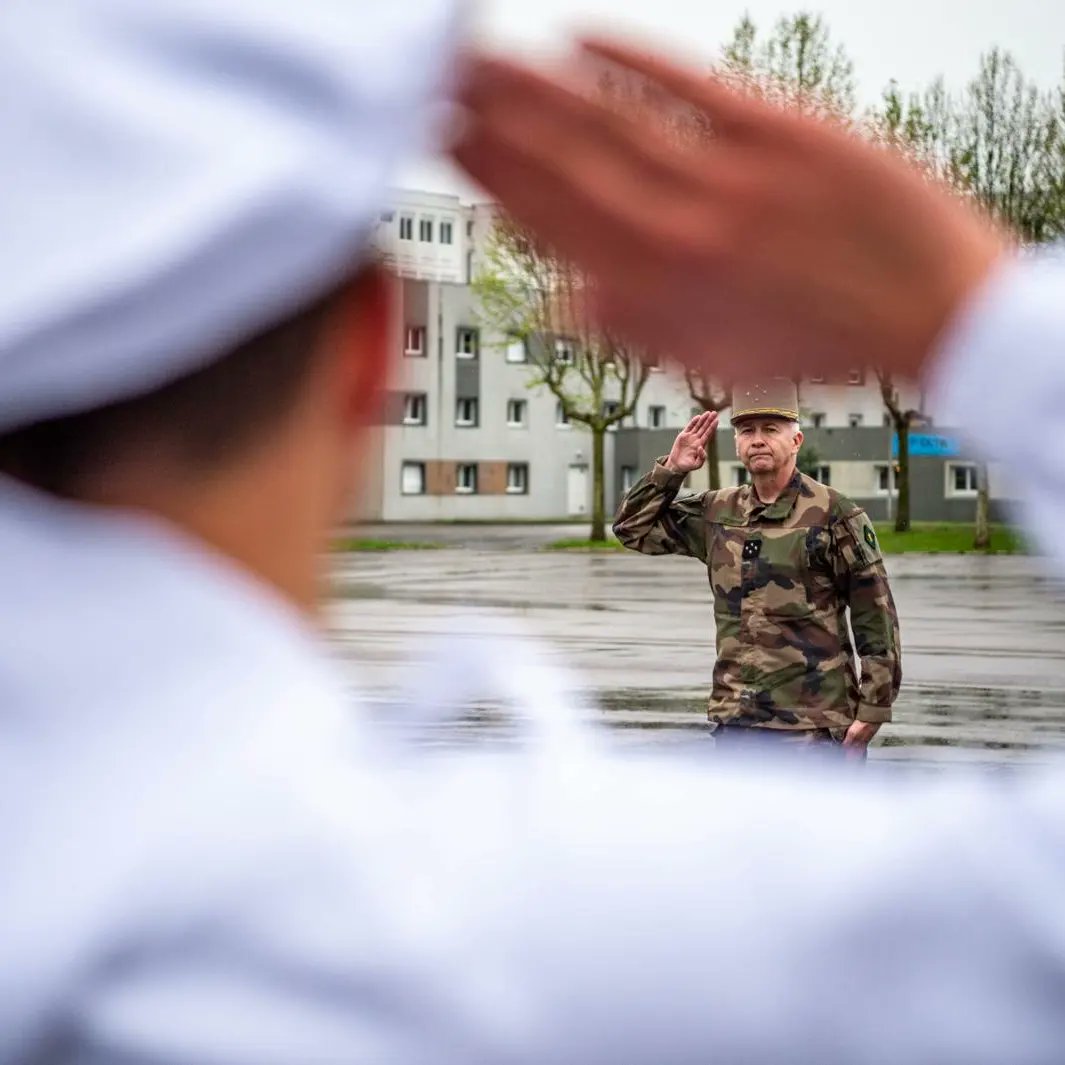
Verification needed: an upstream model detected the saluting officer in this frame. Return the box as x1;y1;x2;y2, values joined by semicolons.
614;380;901;756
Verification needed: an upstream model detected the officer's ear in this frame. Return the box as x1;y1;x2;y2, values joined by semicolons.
793;428;804;454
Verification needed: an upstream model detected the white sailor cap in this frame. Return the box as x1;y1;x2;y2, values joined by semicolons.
0;0;459;431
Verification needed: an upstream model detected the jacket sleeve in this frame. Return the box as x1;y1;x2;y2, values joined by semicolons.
612;458;709;563
831;508;902;724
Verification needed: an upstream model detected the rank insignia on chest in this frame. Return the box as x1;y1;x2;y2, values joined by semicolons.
742;538;762;561
864;525;877;551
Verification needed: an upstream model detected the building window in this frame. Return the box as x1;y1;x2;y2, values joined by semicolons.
848;413;864;428
455;398;478;427
456;327;479;359
401;461;425;495
811;412;826;428
848;368;865;386
948;463;979;496
506;399;527;427
466;251;474;284
875;464;897;494
649;405;666;429
505;336;527;363
404;326;425;356
603;400;620;430
419;217;433;242
815;464;832;485
732;465;750;487
506;463;529;495
554;337;576;365
556;402;571;428
399;214;414;241
439;220;453;245
403;393;427;426
621;466;637;493
456;463;478;494
466;219;474;238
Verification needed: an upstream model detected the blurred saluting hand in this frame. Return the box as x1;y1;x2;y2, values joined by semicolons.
452;40;1006;383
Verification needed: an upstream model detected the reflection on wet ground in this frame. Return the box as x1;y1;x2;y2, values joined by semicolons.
328;534;1065;768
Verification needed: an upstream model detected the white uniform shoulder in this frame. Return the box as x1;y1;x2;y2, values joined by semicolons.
928;248;1065;568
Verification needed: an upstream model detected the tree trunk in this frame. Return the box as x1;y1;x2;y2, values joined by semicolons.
974;463;991;549
895;423;911;533
706;430;721;491
590;427;607;542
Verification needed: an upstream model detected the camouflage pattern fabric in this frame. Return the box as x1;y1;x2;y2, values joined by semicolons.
613;461;902;730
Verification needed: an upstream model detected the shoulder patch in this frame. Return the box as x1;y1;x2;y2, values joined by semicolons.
864;524;878;551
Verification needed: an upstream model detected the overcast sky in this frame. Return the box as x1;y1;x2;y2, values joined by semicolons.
405;0;1065;196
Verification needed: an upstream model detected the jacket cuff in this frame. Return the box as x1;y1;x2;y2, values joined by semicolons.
650;457;686;490
857;702;892;724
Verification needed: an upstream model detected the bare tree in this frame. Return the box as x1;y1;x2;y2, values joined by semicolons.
685;370;730;490
868;88;954;531
874;371;924;533
475;220;652;542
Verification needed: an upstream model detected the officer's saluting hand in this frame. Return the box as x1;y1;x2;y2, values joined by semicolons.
665;411;720;475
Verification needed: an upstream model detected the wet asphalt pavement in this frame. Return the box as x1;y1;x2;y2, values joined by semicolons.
328;526;1065;768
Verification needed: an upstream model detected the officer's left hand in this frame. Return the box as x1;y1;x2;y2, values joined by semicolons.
843;721;881;752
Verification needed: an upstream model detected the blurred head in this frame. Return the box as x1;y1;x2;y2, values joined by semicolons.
0;1;458;607
0;263;392;609
735;417;803;477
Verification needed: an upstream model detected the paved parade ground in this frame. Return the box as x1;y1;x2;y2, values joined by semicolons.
328;531;1065;768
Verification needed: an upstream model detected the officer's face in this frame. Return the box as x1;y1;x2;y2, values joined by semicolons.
735;417;803;475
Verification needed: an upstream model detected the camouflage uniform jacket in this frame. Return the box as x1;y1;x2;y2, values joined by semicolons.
613;462;902;730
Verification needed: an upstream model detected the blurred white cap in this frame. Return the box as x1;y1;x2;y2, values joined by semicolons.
0;0;460;431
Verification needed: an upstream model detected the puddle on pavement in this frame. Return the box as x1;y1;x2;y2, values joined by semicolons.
331;550;1065;769
353;682;1065;768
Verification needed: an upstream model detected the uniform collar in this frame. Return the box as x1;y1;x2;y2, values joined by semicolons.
742;470;803;524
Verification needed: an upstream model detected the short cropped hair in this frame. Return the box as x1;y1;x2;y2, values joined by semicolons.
0;274;360;499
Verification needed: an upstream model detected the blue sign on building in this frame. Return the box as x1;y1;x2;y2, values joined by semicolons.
891;433;961;458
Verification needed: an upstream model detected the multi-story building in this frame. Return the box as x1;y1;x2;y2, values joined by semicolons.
361;190;690;521
359;189;1013;524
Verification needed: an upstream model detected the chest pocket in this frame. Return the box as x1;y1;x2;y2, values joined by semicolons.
707;523;747;618
751;528;815;618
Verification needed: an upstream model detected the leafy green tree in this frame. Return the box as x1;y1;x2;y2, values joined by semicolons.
475;220;652;542
878;51;1063;545
721;11;856;117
